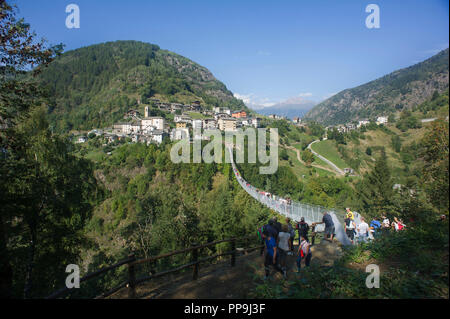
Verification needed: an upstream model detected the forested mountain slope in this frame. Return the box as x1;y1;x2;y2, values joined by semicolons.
304;49;449;125
38;40;246;132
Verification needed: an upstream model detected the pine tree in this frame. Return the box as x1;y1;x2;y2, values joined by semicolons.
358;149;397;218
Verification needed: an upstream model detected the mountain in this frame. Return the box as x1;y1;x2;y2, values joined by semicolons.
304;49;449;125
252;97;316;119
38;40;246;132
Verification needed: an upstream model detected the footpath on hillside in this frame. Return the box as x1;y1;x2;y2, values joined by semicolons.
108;239;343;299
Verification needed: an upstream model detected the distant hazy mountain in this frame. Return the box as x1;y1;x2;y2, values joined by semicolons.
252;97;316;119
304;48;449;125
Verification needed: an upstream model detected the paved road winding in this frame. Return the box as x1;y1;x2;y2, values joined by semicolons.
307;140;345;176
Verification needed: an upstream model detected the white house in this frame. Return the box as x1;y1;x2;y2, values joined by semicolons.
376;116;388;125
174;114;192;124
250;117;260;128
141;117;165;132
130;121;141;134
214;113;230;121
151;130;165;144
357;119;370;128
218;118;237;131
203;118;217;130
240;118;250;126
75;136;87;144
113;122;132;134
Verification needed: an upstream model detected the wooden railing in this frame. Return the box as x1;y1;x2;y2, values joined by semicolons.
46;234;263;299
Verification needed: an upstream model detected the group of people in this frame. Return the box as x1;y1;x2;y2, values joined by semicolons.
343;208;407;244
258;208;409;280
259;217;313;280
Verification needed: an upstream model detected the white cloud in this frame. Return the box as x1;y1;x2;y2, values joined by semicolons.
233;93;253;105
235;92;318;110
233;93;276;109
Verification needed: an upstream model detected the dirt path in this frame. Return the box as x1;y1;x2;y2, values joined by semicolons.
108;239;343;299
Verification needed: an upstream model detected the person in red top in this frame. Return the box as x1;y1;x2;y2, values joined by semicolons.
296;235;312;272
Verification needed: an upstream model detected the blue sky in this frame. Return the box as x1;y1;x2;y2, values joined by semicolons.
14;0;449;108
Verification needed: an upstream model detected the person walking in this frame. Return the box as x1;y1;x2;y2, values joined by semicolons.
313;211;335;242
264;218;279;240
344;213;356;244
381;215;390;231
296;235;312;272
286;218;295;252
345;207;354;220
310;223;317;246
262;230;283;279
357;217;369;243
370;217;381;239
296;217;310;243
277;224;292;279
273;217;282;234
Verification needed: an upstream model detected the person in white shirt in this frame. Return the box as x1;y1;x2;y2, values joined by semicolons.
381;215;390;229
357;217;369;243
277;224;292;278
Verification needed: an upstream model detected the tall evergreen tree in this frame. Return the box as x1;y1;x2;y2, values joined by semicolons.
358;149;398;218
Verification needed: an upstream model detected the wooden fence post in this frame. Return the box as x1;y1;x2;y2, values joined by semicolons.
244;236;249;255
192;243;199;280
231;238;236;267
260;237;264;256
127;254;136;299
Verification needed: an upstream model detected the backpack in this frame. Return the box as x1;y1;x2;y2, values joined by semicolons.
257;226;264;240
300;240;310;258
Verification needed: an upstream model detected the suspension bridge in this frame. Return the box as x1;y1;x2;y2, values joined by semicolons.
227;146;361;246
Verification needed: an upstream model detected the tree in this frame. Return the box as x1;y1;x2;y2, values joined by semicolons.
419;119;449;212
301;149;315;166
365;147;372;156
279;148;289;161
1;2;98;298
391;135;402;153
431;90;440;101
357;150;398;218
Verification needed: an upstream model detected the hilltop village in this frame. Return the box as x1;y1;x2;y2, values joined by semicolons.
74;99;261;145
72;97;395;146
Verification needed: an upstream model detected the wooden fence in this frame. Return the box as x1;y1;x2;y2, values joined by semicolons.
46;234;263;299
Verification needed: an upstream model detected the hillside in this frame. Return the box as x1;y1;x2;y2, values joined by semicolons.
304;49;449;125
38;40;246;132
